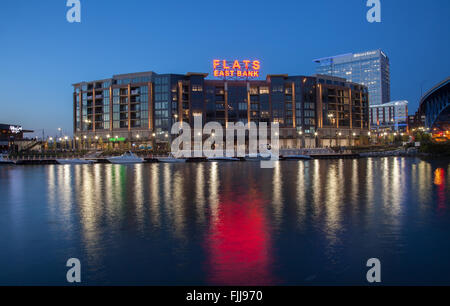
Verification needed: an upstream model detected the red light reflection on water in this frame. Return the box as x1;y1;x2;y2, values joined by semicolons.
434;168;446;211
205;193;275;285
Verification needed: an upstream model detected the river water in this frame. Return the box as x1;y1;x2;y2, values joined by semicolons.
0;157;449;285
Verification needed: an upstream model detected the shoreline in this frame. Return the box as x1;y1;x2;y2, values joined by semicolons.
2;151;449;166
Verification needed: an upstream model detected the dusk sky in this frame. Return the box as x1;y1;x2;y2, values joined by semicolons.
1;0;449;136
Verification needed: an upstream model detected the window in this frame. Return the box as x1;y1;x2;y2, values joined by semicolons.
272;86;283;93
140;86;148;94
259;87;269;94
305;110;315;117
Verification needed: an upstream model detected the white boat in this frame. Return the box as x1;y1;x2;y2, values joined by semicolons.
244;152;273;161
56;158;95;165
0;154;15;165
107;151;144;164
283;155;312;160
157;154;186;163
207;156;240;162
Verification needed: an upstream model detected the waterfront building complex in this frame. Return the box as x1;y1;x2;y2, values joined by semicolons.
314;50;390;106
369;100;408;132
73;71;370;148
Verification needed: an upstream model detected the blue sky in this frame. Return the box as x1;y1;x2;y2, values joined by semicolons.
0;0;449;136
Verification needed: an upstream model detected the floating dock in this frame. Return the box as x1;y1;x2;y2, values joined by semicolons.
6;152;362;165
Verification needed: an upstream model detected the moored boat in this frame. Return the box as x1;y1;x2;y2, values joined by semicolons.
157;154;186;163
282;154;312;160
107;151;144;164
0;154;15;165
244;152;273;161
207;156;240;162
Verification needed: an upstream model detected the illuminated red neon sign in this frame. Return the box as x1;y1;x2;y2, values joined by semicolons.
213;60;261;79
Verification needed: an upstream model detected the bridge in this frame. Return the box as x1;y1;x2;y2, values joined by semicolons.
418;77;450;131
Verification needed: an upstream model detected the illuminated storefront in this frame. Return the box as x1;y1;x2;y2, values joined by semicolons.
0;123;33;151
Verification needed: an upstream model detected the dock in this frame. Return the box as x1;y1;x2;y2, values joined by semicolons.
310;154;360;160
4;150;364;166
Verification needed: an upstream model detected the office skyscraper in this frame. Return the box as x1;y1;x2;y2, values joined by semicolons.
314;50;390;106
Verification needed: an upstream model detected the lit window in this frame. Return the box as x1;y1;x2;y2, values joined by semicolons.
192;85;203;92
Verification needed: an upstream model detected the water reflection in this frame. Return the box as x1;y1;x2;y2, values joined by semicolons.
1;157;449;285
272;163;283;229
434;168;446;211
296;161;307;227
205;191;274;285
